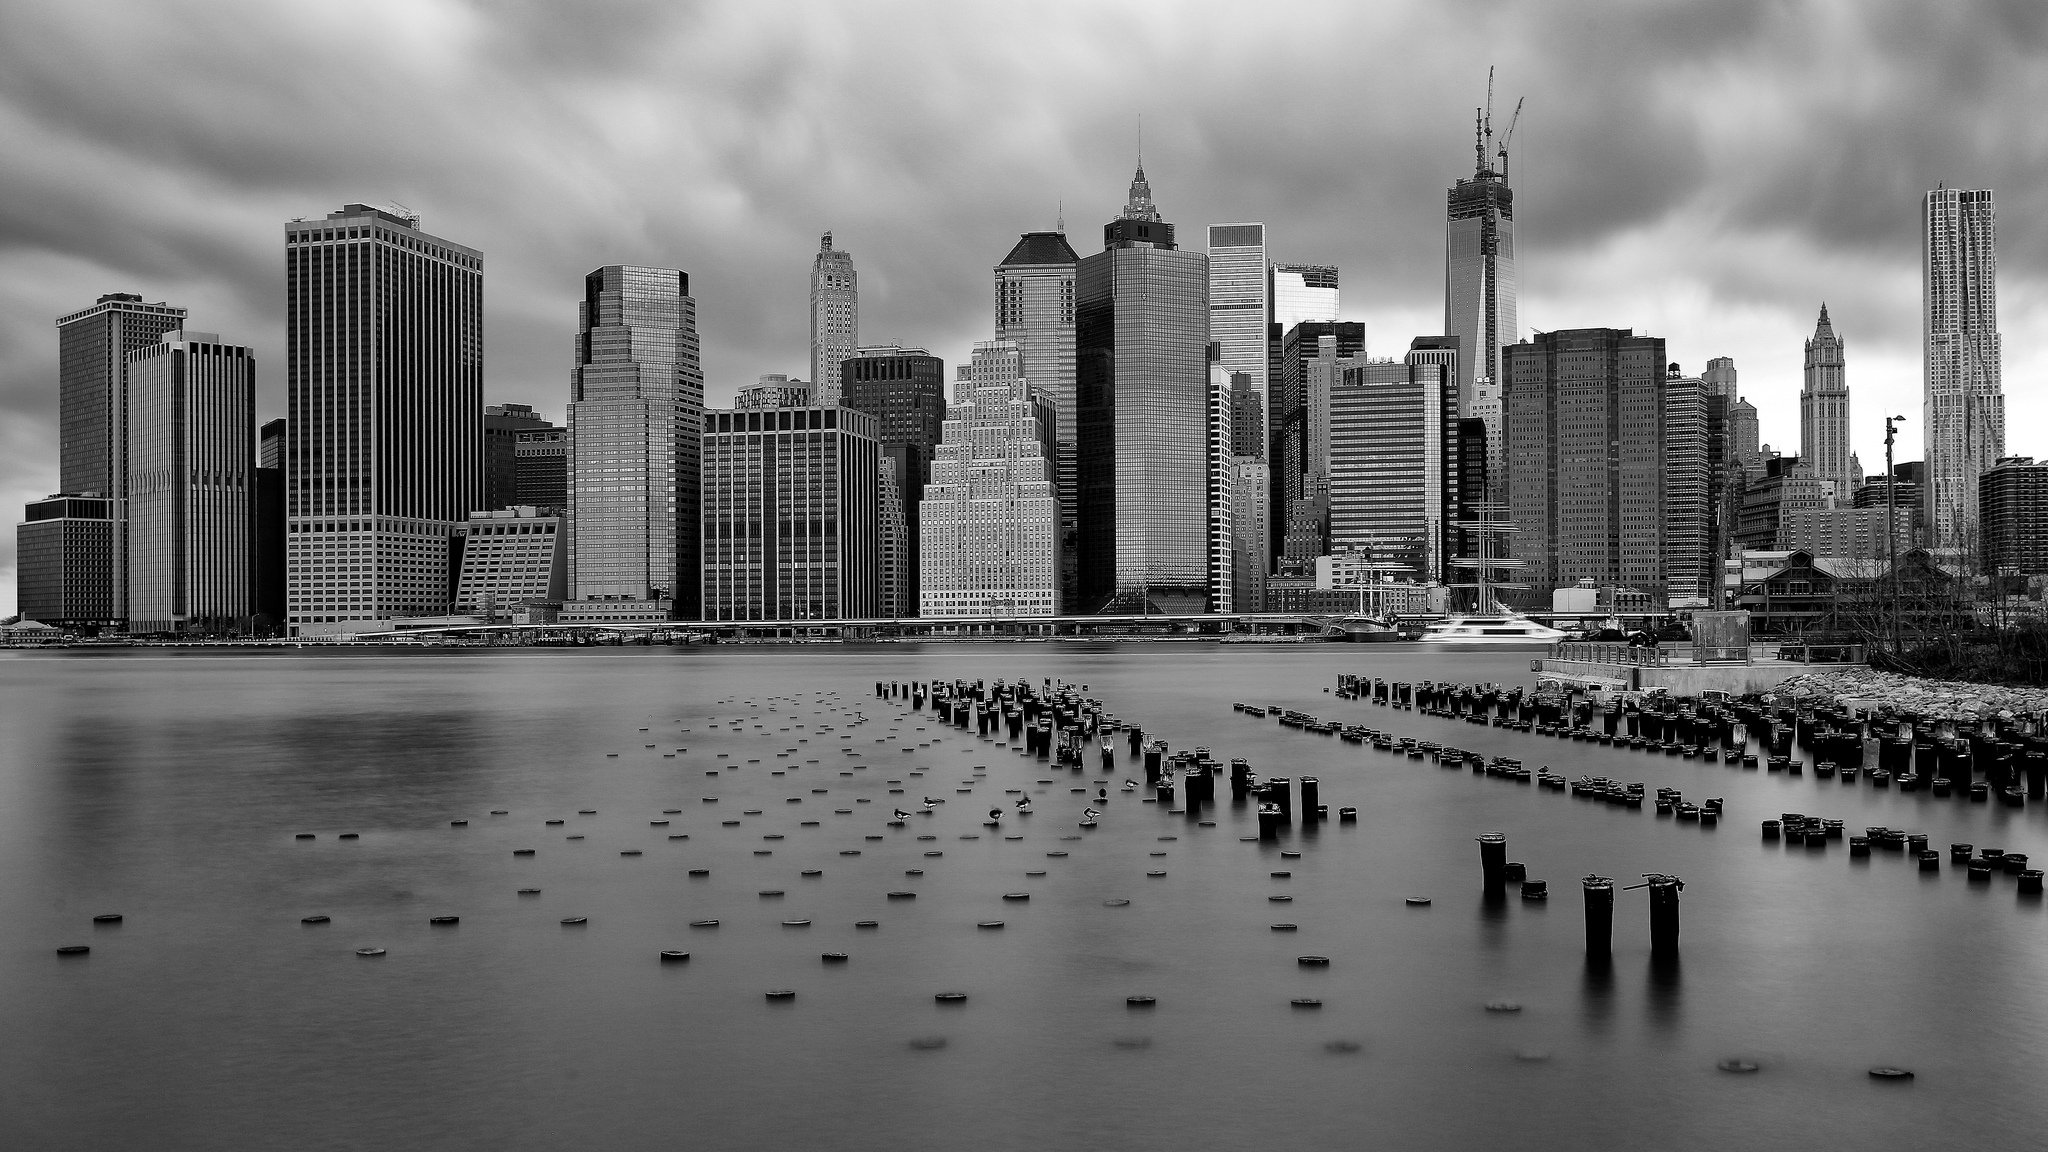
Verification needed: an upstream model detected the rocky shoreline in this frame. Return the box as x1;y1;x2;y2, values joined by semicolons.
1772;667;2048;720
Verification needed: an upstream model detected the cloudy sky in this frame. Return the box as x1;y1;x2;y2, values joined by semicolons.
3;0;2043;615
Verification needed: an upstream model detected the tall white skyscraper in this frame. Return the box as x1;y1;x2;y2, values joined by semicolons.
565;265;702;622
1923;186;2002;542
1206;223;1269;414
1270;263;1339;334
1800;304;1852;505
810;233;858;406
995;229;1079;607
284;204;481;635
917;340;1060;617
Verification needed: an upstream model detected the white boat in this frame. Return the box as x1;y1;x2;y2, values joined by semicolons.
1417;611;1565;645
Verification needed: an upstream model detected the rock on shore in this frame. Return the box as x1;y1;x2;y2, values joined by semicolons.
1773;667;2048;720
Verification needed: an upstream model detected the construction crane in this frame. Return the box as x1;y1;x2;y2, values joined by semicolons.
1496;97;1525;178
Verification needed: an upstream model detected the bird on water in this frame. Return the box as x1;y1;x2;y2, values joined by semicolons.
1083;808;1100;820
893;808;912;820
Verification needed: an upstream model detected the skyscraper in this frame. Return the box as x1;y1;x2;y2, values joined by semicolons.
700;404;880;621
1923;186;2002;542
125;331;257;634
995;229;1080;607
565;265;702;622
1229;459;1269;613
840;344;945;617
1075;165;1211;613
1206;223;1269;415
285;204;481;635
1800;305;1852;503
1328;340;1457;584
14;495;118;628
1506;329;1697;602
810;233;858;406
918;340;1061;617
513;427;568;512
1445;118;1518;499
254;419;286;629
1270;323;1366;571
1664;367;1712;604
53;291;188;622
1207;346;1235;613
484;403;552;511
1270;263;1339;333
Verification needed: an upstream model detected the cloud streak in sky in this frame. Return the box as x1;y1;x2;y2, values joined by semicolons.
2;0;2042;613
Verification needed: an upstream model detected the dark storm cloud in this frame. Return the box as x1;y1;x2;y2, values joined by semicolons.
2;0;2043;612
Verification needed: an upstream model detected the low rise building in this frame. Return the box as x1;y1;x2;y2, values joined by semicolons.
452;507;565;619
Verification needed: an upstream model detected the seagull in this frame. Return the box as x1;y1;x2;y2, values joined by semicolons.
988;808;1003;821
1096;787;1108;801
1014;797;1032;811
922;797;939;809
1122;779;1138;791
893;809;912;820
1083;807;1100;820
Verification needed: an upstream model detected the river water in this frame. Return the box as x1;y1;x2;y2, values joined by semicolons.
2;643;2044;1150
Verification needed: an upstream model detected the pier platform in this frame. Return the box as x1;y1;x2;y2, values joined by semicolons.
1536;641;1867;697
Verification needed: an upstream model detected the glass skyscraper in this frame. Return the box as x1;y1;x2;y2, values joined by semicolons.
125;331;257;633
1076;166;1211;614
994;230;1079;608
1922;186;2001;543
810;233;858;406
1445;136;1518;499
1270;263;1339;333
566;265;703;620
50;291;188;623
284;204;482;635
840;344;944;617
1206;223;1269;418
1328;341;1457;584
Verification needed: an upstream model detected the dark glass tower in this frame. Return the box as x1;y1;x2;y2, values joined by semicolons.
1075;166;1211;613
839;346;945;617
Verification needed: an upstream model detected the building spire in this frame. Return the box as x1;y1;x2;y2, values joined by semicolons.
1124;163;1160;223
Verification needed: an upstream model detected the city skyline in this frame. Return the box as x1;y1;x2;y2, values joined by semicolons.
2;1;2045;615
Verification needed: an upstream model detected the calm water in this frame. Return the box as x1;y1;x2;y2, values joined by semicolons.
3;643;2045;1150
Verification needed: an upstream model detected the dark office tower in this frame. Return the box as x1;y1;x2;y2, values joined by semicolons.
1980;456;2048;576
1076;165;1211;613
285;204;482;635
125;331;257;634
1445;100;1519;497
54;292;188;622
566;266;703;621
254;419;286;631
839;344;945;617
995;230;1080;607
700;405;880;621
14;495;117;628
1227;372;1263;458
484;403;552;511
514;427;568;511
1506;329;1695;602
1328;339;1458;583
1268;321;1366;570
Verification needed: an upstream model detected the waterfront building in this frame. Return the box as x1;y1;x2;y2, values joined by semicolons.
700;404;880;621
52;292;188;623
1981;456;2048;576
1230;457;1269;612
452;507;565;618
810;233;858;405
1923;186;2003;543
1800;305;1853;503
484;404;552;512
1270;263;1339;334
284;205;481;635
1328;339;1458;584
994;230;1080;609
124;331;257;633
514;427;568;511
566;265;703;620
917;339;1060;617
14;495;119;629
877;458;909;617
736;375;813;409
1736;456;1830;552
1445;124;1518;497
1506;328;1701;604
840;345;945;618
254;419;285;630
1778;506;1918;560
1075;165;1211;614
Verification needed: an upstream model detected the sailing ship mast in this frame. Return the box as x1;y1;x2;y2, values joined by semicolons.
1445;500;1529;614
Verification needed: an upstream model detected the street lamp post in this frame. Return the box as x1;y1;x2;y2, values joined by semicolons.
1884;414;1906;654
